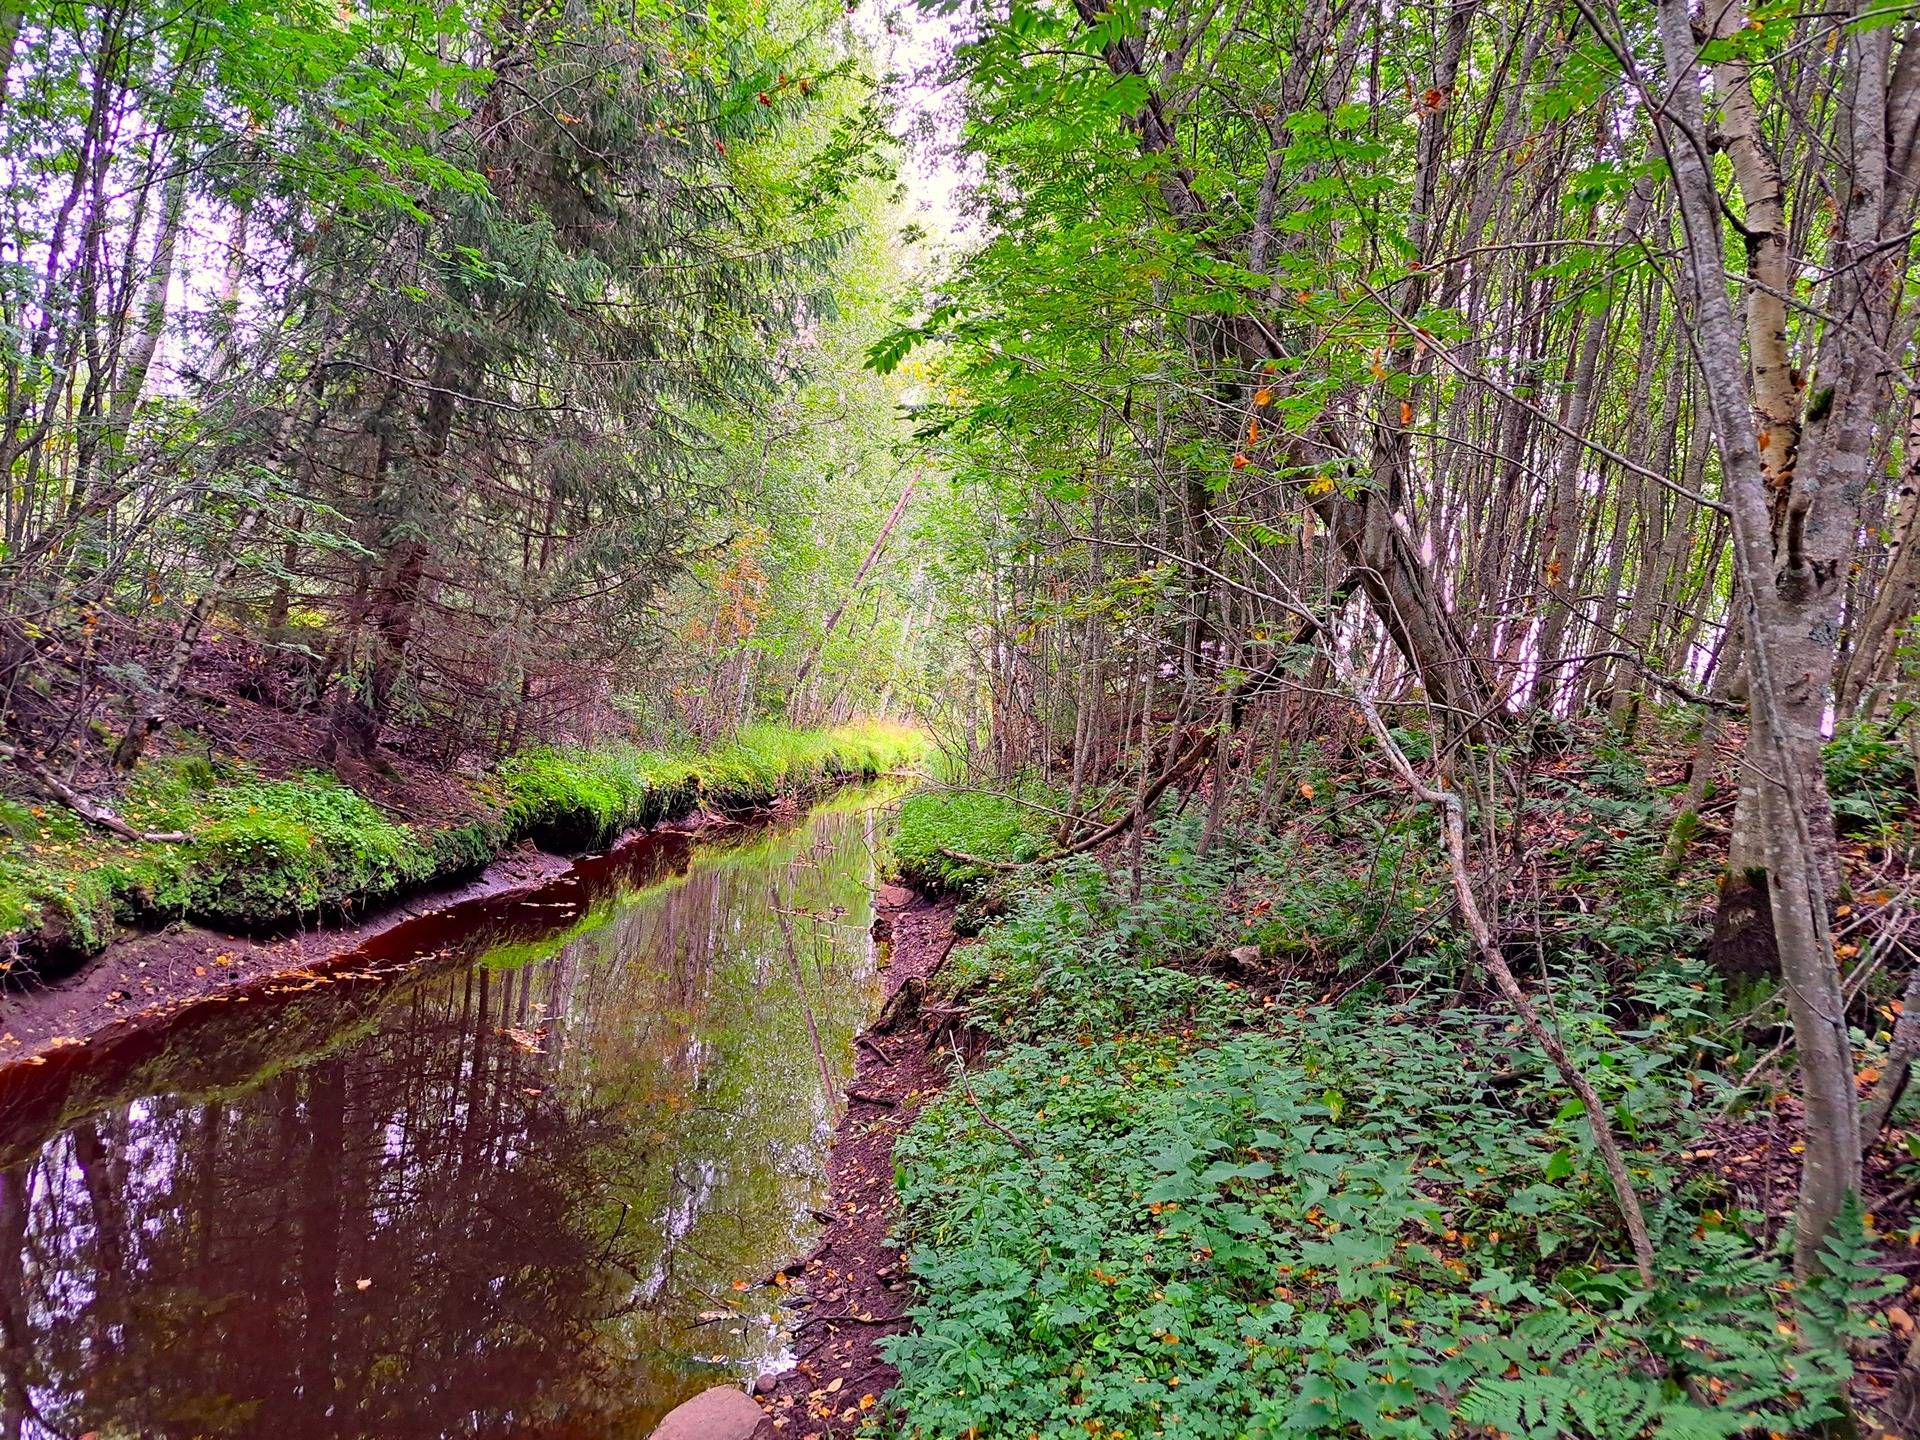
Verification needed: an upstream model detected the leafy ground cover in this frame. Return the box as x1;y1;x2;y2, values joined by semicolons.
891;787;1053;894
0;721;921;961
872;756;1898;1439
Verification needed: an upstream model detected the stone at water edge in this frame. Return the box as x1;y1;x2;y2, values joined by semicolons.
647;1386;763;1440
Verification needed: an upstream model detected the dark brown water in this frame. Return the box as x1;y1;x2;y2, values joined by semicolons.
0;789;897;1439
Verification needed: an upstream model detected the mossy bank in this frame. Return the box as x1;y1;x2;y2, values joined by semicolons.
0;722;922;969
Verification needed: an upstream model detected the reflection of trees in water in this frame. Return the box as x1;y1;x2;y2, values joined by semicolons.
0;803;882;1440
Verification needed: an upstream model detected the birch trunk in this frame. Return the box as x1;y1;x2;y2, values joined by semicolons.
1652;0;1861;1283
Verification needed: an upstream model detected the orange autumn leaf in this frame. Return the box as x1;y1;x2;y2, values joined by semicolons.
1399;400;1413;426
1254;386;1273;406
1231;452;1250;469
1247;420;1260;443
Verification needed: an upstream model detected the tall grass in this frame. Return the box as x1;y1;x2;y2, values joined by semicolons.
500;721;925;848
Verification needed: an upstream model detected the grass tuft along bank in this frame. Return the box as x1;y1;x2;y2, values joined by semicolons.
0;721;922;965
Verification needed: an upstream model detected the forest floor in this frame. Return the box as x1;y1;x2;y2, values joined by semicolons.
755;883;963;1438
846;725;1920;1439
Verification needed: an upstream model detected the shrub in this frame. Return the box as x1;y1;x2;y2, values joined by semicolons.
1825;710;1916;829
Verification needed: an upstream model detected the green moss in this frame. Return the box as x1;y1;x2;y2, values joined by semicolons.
891;788;1049;893
0;721;925;963
500;721;922;848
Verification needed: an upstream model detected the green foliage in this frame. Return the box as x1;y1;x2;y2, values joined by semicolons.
0;723;920;959
888;1018;1843;1439
892;788;1051;892
878;824;1860;1440
1529;748;1715;969
1824;711;1916;828
938;850;1254;1041
498;746;686;849
501;722;923;848
0;0;916;770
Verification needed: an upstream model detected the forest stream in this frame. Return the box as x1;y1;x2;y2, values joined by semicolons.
0;786;903;1439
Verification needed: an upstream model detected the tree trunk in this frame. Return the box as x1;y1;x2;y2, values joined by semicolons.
1652;0;1861;1284
788;470;918;723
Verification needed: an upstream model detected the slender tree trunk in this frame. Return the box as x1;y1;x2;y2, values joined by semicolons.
1652;0;1861;1283
113;507;264;769
788;470;918;723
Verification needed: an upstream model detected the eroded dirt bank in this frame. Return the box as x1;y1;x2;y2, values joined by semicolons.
754;883;961;1438
0;810;753;1064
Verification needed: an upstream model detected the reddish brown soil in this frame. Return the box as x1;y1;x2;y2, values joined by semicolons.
754;884;960;1439
0;841;566;1062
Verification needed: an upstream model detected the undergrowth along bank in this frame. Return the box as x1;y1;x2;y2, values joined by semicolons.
892;786;1051;894
0;721;922;963
871;762;1896;1440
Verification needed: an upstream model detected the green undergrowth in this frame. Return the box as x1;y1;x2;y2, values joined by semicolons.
0;720;922;963
874;793;1888;1439
501;722;921;849
892;786;1052;893
1824;706;1918;832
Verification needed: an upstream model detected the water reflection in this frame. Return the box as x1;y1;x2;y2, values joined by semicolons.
0;791;892;1439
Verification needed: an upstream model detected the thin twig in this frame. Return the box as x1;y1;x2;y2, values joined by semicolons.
949;1033;1035;1156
